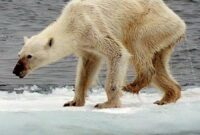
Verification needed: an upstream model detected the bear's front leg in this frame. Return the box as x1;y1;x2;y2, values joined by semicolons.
95;48;129;109
64;53;101;107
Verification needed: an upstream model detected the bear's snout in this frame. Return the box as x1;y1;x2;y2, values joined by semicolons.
13;59;28;78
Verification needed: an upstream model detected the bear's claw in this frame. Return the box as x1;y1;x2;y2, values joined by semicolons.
153;100;168;105
63;101;76;107
63;103;70;107
63;100;84;107
94;101;121;109
123;84;140;94
94;104;100;108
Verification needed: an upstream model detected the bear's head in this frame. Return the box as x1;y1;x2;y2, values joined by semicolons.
13;31;73;78
13;35;56;78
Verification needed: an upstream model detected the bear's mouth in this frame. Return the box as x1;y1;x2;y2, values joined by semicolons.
16;71;28;78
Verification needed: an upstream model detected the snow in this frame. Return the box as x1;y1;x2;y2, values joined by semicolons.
0;86;200;135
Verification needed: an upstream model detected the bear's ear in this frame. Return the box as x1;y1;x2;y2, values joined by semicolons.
24;36;29;43
48;38;54;47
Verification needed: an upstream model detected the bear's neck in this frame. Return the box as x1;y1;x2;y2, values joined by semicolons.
40;21;78;58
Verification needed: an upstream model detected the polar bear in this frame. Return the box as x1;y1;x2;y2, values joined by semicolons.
13;0;186;108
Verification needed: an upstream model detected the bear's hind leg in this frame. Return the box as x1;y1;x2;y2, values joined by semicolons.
152;45;181;105
123;49;155;94
64;53;102;107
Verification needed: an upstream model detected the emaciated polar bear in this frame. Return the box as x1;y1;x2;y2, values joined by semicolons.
13;0;186;108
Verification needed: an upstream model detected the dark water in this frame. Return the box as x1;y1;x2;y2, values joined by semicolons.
0;0;200;91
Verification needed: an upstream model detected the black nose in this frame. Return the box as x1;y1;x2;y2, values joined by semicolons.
13;62;24;76
13;68;19;76
13;69;17;75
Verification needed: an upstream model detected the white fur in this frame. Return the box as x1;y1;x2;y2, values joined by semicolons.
18;0;186;108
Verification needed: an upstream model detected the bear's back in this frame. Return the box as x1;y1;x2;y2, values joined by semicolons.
61;0;185;48
72;0;184;36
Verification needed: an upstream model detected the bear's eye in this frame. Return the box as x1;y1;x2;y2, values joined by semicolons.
27;55;32;59
48;38;54;47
